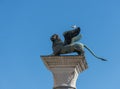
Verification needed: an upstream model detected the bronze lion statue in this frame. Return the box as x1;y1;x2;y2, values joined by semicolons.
50;26;107;61
50;34;84;56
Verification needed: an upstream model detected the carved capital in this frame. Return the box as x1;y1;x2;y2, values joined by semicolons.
41;55;88;89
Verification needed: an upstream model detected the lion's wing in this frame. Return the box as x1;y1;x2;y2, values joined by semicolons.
63;27;80;45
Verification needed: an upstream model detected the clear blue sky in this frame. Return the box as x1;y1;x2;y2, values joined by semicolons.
0;0;120;89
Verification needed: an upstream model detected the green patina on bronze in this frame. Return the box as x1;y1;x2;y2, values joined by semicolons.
50;25;107;61
51;34;84;56
50;26;84;56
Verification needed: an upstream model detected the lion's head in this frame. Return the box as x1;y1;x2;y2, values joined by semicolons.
50;34;61;42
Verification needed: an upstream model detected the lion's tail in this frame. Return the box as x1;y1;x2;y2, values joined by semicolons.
84;45;107;61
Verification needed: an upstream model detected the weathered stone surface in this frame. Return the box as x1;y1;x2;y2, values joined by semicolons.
53;86;75;89
41;55;88;89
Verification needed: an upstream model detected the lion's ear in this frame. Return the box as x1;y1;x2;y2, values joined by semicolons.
56;35;61;41
56;34;59;39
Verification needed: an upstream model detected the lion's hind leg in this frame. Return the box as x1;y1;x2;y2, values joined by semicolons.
74;47;84;56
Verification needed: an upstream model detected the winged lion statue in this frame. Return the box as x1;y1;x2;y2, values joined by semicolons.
50;25;107;61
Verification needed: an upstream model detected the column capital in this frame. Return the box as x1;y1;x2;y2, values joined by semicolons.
41;55;88;89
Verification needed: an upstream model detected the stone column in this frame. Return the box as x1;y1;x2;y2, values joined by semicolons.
41;56;88;89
